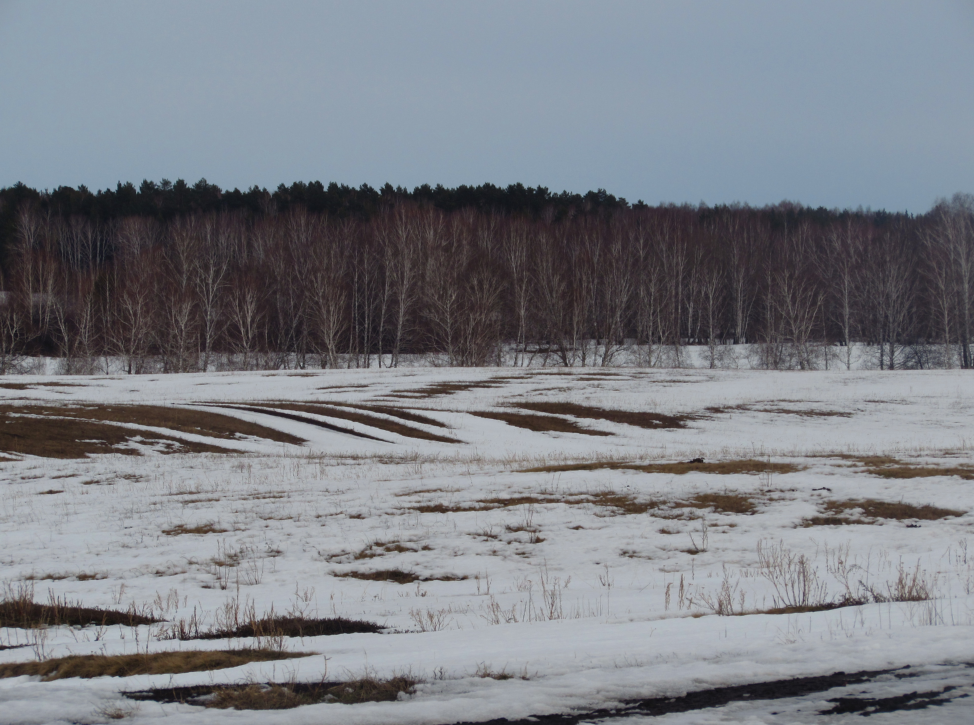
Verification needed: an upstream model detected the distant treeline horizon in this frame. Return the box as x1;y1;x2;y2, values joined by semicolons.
0;179;971;373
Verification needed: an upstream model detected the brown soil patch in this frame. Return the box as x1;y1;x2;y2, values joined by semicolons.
0;405;235;458
0;649;300;681
516;402;689;429
471;411;612;436
221;405;387;442
251;402;457;443
342;404;449;429
69;404;304;444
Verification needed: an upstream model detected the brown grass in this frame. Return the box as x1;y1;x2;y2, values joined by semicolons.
0;405;234;458
70;404;304;444
520;459;800;475
516;402;690;429
824;498;964;521
171;673;420;709
0;649;300;681
803;498;964;526
206;683;325;709
162;523;228;536
398;381;499;397
866;464;974;481
252;402;458;443
687;492;757;515
0;585;158;629
222;405;387;441
344;404;449;429
333;569;465;584
471;411;612;436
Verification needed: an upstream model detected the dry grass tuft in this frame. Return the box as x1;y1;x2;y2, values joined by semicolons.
516;401;690;429
0;649;300;681
471;411;612;436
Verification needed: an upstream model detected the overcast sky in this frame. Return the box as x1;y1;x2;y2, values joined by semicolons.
1;1;972;211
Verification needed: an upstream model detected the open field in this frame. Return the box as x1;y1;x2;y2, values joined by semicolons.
2;368;974;723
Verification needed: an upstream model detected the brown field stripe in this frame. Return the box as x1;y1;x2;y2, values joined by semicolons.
217;406;391;443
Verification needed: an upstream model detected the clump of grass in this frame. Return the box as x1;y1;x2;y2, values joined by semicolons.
473;663;530;680
687;493;757;515
515;401;690;429
0;583;158;629
471;411;612;436
325;672;419;704
133;672;420;709
207;682;325;709
802;498;964;526
0;649;301;681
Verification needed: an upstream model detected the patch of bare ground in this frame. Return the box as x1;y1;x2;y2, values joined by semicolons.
249;402;458;442
802;498;965;526
0;584;158;629
516;401;690;429
0;649;301;681
162;522;229;536
68;404;304;444
333;569;466;584
471;411;612;436
341;404;449;429
400;380;501;397
220;405;388;442
128;673;419;709
520;459;801;475
0;382;79;391
0;405;235;458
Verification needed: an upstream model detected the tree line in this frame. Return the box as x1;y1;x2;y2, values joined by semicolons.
0;180;971;373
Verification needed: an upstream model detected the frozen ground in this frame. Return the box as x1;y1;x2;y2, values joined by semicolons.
1;367;973;724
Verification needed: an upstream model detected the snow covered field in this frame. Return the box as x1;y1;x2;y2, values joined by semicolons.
1;368;973;724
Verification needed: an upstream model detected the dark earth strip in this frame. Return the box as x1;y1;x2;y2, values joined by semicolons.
218;405;390;442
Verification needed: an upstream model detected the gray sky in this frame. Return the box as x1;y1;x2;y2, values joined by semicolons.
1;0;972;211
